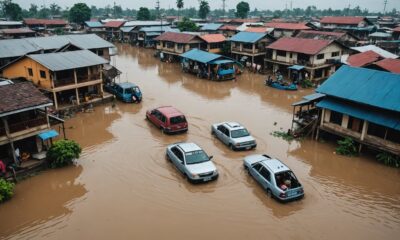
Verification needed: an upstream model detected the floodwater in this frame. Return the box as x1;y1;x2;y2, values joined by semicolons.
1;44;399;240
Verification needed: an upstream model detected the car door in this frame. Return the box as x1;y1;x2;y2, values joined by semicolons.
150;110;162;127
216;125;225;140
221;127;231;145
259;167;272;190
171;147;185;173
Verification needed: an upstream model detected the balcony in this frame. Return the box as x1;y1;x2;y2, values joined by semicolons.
8;117;47;134
54;78;75;88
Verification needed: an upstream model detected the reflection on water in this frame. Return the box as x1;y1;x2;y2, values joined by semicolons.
0;44;399;240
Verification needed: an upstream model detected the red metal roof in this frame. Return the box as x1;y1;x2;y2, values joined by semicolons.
103;21;125;28
24;18;67;26
374;58;400;73
264;22;310;30
154;32;201;43
245;27;268;33
347;51;383;67
219;25;237;31
0;28;35;34
229;18;260;23
267;37;333;55
320;16;365;25
299;30;346;37
392;26;400;32
199;34;226;43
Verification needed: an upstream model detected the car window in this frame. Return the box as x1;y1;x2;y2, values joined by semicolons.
171;147;184;162
170;115;186;125
260;168;271;182
185;150;209;165
231;129;250;138
161;115;166;123
124;87;133;94
253;163;263;172
217;125;225;132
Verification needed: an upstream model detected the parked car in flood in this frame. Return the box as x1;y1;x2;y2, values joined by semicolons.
211;122;256;150
243;154;304;202
104;82;142;103
166;142;218;183
146;106;188;134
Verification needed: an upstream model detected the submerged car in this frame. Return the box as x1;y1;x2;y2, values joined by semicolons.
105;82;142;103
146;106;188;134
243;154;304;202
166;142;218;183
211;122;256;150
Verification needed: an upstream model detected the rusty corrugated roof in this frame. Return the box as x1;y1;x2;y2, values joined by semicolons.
267;37;333;55
24;18;67;25
264;22;310;30
154;32;200;43
199;34;226;43
374;58;400;74
347;50;383;67
320;16;366;25
103;21;125;28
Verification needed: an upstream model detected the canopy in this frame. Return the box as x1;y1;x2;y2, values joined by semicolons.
288;65;305;71
38;130;59;141
210;59;235;65
292;93;325;106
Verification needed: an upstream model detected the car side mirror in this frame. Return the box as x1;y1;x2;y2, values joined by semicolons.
209;156;213;160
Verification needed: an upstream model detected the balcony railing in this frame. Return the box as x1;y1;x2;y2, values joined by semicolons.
90;73;101;80
54;78;75;88
7;117;47;134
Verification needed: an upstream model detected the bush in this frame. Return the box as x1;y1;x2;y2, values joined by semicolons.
376;152;400;168
336;137;358;156
0;179;14;203
300;79;313;88
47;140;82;168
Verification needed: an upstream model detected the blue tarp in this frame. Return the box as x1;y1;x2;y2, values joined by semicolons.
210;59;235;64
229;32;267;43
288;65;305;71
317;97;400;131
181;49;221;64
85;21;103;28
38;130;59;141
317;65;400;112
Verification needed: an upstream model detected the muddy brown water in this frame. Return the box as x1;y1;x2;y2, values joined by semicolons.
1;44;399;240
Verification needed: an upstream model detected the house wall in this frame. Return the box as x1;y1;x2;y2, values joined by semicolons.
310;43;343;65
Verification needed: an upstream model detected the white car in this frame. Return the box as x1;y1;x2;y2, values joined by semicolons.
211;122;256;150
166;142;218;183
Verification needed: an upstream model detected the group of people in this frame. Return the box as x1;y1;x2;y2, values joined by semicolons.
245;62;262;73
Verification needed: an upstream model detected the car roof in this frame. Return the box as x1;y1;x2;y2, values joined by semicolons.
156;106;184;117
118;82;137;89
261;159;290;174
177;142;202;153
223;122;244;130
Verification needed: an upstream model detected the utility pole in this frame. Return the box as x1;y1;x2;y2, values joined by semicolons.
290;0;293;11
383;0;388;14
222;0;226;18
156;0;160;19
113;1;116;17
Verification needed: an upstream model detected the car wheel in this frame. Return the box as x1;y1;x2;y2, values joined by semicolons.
166;154;171;162
229;144;235;151
267;189;273;198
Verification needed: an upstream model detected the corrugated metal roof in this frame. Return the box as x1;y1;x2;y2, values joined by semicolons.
373;58;400;74
124;21;166;27
0;21;23;26
316;65;400;112
369;32;392;38
320;16;367;25
154;32;200;43
120;26;134;33
85;21;104;28
200;23;223;31
351;45;398;59
181;49;221;64
346;50;383;67
264;22;310;30
317;97;400;130
0;34;115;59
103;21;125;28
199;34;226;43
24;18;67;25
267;37;333;55
139;26;178;32
28;50;108;71
0;28;35;34
229;32;266;43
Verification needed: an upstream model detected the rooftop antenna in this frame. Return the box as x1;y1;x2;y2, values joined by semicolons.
383;0;388;14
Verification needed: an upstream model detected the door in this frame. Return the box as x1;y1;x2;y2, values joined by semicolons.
171;147;185;173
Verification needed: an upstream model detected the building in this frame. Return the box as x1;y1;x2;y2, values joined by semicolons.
393;27;400;40
369;58;400;74
319;16;375;40
0;34;115;68
121;21;170;43
23;18;68;32
0;28;36;39
351;45;398;59
0;50;108;110
103;21;125;40
0;82;56;168
200;23;223;33
265;37;348;81
264;22;311;38
219;25;238;37
368;32;392;43
154;32;205;62
199;34;226;53
84;21;106;38
343;50;383;67
230;31;275;65
296;30;359;47
138;26;178;48
0;21;23;29
315;65;400;156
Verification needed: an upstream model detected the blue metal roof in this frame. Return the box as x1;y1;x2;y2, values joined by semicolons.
180;49;222;64
200;23;223;31
38;130;59;140
85;21;104;28
210;59;234;64
317;97;400;130
118;82;138;89
288;65;305;71
229;32;267;43
317;65;400;112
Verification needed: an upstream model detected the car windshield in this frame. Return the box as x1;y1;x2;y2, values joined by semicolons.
231;129;250;138
185;150;209;164
124;87;134;94
170;115;186;125
133;86;141;94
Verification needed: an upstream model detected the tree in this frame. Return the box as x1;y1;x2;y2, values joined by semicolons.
177;17;199;31
113;4;123;17
176;0;184;20
0;0;22;20
49;3;61;16
69;3;91;25
137;7;151;20
47;140;82;168
236;1;250;19
198;0;210;19
37;5;50;19
28;3;38;17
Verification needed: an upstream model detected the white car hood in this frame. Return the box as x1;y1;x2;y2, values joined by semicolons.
186;161;216;174
233;135;255;143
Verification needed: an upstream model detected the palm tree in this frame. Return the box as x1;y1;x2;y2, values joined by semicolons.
177;0;184;20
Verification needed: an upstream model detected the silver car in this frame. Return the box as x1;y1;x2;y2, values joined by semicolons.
243;154;304;202
211;122;256;150
166;142;218;183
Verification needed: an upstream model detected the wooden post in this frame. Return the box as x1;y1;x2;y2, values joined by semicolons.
2;118;17;165
360;120;368;141
75;88;80;105
52;92;58;110
74;69;78;84
208;64;211;79
291;106;295;130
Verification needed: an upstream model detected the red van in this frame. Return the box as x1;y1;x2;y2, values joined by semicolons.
146;106;188;134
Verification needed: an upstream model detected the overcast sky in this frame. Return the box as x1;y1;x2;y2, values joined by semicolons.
13;0;397;12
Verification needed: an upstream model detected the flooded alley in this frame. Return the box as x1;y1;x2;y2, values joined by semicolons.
1;44;399;240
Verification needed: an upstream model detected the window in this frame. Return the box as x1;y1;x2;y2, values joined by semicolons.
367;122;386;139
170;116;186;125
347;116;363;133
317;53;325;60
40;70;46;79
28;68;33;77
253;163;263;172
277;50;286;57
161;115;166;123
171;147;184;162
260;168;271;182
289;53;293;58
329;110;343;125
97;49;104;56
331;51;340;57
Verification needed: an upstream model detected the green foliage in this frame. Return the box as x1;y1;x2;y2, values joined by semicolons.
271;130;296;142
177;17;199;32
300;79;313;88
137;7;151;20
336;137;358;156
176;0;184;10
198;0;210;19
376;152;400;168
47;140;82;168
236;1;250;19
0;178;14;203
69;3;91;25
0;0;22;20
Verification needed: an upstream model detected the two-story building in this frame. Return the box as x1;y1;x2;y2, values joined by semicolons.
265;37;348;81
0;82;56;169
199;34;226;54
154;32;205;62
0;50;108;110
137;26;179;48
264;22;311;38
230;31;275;65
23;18;68;32
103;21;125;40
315;66;400;156
319;16;375;40
121;21;170;43
296;30;359;47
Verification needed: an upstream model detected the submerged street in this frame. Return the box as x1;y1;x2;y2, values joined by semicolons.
1;44;399;240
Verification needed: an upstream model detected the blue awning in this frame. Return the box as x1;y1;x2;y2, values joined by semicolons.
38;130;59;140
292;93;325;106
288;65;305;71
210;59;235;64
